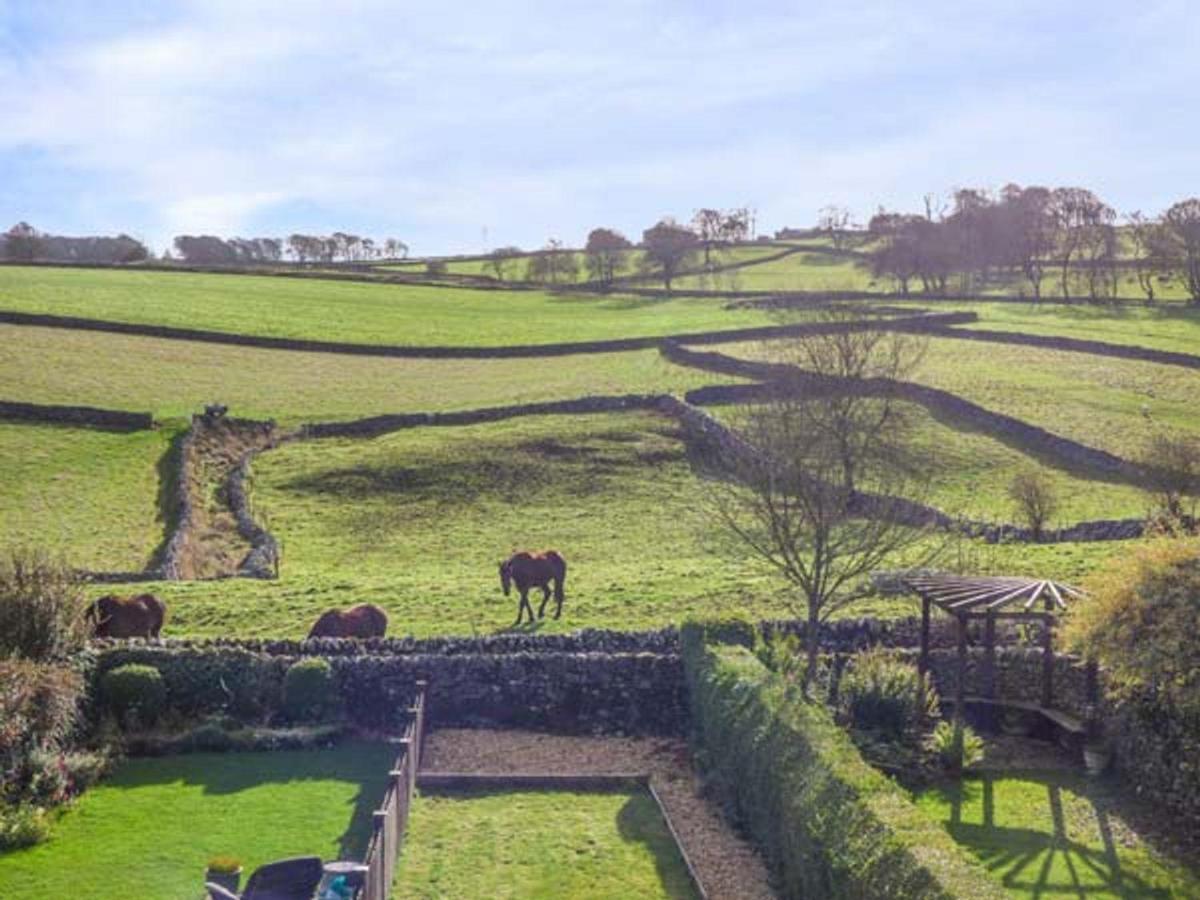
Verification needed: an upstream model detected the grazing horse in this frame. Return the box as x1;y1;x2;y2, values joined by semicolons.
86;593;167;638
499;550;567;625
307;603;388;639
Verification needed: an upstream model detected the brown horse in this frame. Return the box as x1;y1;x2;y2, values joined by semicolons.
499;550;567;625
307;603;388;639
86;593;167;638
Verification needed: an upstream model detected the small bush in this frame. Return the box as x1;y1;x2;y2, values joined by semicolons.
0;805;52;850
927;721;985;770
283;658;335;722
1007;469;1059;539
101;664;166;726
839;648;938;742
186;722;235;753
0;548;89;661
0;660;83;801
206;855;242;874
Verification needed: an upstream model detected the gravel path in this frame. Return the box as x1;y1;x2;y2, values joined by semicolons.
419;728;777;900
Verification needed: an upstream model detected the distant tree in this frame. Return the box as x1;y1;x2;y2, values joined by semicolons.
817;205;855;251
641;219;698;289
1007;469;1059;540
1049;187;1114;300
692;209;725;268
287;234;314;263
486;246;524;281
173;235;238;264
525;238;579;284
383;238;410;260
4;222;43;261
584;228;632;285
1141;431;1200;525
1003;185;1055;300
720;207;751;245
1163;198;1200;304
1126;212;1171;303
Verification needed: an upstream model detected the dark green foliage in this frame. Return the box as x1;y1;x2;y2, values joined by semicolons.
927;722;985;770
0;805;51;850
0;548;88;661
681;626;1003;899
100;663;166;726
839;648;938;742
283;658;335;722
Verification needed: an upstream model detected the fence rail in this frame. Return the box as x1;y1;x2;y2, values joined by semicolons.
356;680;426;900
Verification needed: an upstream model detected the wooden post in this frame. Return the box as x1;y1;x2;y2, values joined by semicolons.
918;596;932;720
1041;613;1054;708
982;614;996;701
953;614;967;771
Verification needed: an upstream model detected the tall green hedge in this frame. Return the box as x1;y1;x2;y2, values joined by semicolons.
681;622;1004;900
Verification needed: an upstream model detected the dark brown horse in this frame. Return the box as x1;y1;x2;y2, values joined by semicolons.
499;550;567;625
307;603;388;639
86;593;167;638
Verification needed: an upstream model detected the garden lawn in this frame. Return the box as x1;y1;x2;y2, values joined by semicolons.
0;324;732;423
0;422;173;571
0;266;776;346
915;772;1200;897
0;742;394;900
392;786;697;900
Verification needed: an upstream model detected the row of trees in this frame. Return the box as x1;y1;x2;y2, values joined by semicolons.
171;233;408;265
866;186;1200;303
2;222;149;264
491;207;751;288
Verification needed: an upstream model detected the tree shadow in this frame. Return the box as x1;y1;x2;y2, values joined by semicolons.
929;771;1179;898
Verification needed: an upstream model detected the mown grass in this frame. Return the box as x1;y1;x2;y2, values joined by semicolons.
0;266;776;346
392;787;697;900
0;422;175;571
915;772;1200;897
0;324;733;423
0;742;393;900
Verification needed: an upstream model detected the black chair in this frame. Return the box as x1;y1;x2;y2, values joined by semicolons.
206;856;325;900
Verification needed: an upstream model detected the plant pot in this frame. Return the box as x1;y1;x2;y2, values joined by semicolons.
1083;744;1110;776
205;867;242;893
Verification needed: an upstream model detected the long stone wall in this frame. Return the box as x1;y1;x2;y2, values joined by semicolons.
0;399;153;432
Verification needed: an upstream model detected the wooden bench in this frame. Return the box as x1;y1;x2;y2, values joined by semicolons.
946;695;1087;735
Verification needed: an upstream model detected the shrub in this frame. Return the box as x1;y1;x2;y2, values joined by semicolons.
206;855;243;874
0;805;52;850
283;658;335;722
1064;537;1200;712
0;547;88;661
927;721;985;770
838;648;938;742
0;660;83;800
1007;469;1058;539
101;664;166;726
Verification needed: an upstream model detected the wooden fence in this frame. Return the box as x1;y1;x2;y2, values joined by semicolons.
355;680;427;900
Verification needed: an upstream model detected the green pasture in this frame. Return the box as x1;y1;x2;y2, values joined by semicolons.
0;266;776;347
392;786;697;899
916;772;1200;897
0;324;731;423
671;248;877;292
0;422;173;571
0;742;393;900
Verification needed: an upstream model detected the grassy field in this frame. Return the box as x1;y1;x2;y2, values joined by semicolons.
671;248;877;292
0;742;393;900
392;786;697;899
916;772;1200;897
0;266;777;346
0;324;732;423
725;334;1200;461
0;422;174;571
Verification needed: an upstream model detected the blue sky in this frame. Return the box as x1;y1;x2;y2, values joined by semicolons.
1;0;1196;255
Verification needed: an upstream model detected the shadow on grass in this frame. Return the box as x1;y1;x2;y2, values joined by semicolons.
927;771;1181;898
107;742;391;860
616;793;700;900
148;425;189;572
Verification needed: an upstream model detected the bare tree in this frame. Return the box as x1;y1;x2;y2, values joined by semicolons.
1126;212;1169;302
486;245;523;281
1142;431;1200;525
817;205;854;251
1049;187;1113;300
641;219;698;289
692;208;725;267
525;238;579;284
1007;469;1058;540
708;315;934;693
584;228;632;286
1163;198;1200;304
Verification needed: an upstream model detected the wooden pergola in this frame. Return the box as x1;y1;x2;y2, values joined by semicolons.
902;574;1092;762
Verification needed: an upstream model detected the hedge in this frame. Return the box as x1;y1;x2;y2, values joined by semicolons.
681;623;1004;899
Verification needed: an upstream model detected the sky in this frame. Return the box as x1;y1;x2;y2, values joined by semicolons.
0;0;1196;255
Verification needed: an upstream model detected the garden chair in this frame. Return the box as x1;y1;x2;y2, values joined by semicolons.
205;855;325;900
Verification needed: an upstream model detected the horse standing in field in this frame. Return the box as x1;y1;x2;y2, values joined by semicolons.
86;593;167;638
307;603;388;639
499;550;567;625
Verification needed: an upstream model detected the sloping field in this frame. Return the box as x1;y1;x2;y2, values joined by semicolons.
0;422;173;571
672;249;876;292
0;266;775;346
0;325;730;423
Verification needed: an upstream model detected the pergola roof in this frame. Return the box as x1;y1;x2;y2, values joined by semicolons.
902;574;1086;617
